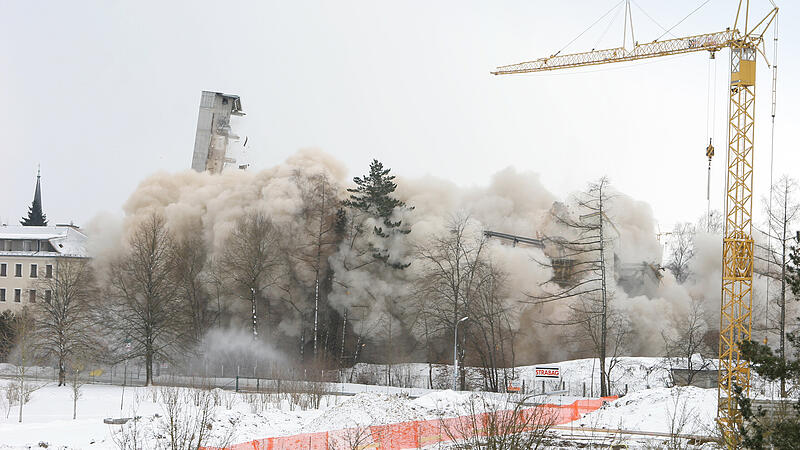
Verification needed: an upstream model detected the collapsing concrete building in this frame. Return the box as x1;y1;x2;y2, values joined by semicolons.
191;91;245;174
484;229;662;295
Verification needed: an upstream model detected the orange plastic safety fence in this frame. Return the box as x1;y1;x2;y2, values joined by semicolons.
201;396;617;450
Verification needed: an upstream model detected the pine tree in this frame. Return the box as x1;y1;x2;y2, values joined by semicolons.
735;336;800;448
20;171;47;226
20;203;47;227
343;159;412;269
734;233;800;447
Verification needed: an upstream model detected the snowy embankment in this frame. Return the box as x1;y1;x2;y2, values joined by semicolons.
343;356;676;395
345;355;785;398
4;356;783;449
573;386;718;435
0;380;524;449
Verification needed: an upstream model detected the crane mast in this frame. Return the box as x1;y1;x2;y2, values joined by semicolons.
493;1;777;446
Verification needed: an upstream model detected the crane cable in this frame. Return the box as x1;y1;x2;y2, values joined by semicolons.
766;12;778;329
594;3;624;51
561;0;706;55
656;0;712;42
553;0;625;57
630;0;676;39
705;49;717;232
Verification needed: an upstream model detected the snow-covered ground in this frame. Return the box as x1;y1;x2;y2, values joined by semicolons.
1;356;784;449
0;381;530;449
573;386;718;435
342;356;679;395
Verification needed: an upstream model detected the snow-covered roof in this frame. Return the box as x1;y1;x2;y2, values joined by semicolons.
0;225;89;258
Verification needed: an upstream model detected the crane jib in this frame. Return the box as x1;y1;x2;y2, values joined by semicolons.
493;30;737;75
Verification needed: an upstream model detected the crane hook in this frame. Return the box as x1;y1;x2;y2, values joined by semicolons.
706;138;715;160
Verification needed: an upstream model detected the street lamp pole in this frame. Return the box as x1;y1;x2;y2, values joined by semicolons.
453;316;469;391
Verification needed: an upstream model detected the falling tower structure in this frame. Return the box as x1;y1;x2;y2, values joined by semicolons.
191;91;245;174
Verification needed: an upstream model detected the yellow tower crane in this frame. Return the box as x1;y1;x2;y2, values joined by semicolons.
492;1;777;445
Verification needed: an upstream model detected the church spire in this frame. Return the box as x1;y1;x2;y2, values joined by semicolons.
34;166;42;207
20;167;48;226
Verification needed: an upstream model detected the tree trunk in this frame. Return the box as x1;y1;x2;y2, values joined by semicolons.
599;189;609;398
18;375;24;423
145;347;153;386
459;332;466;391
251;288;258;339
58;360;66;387
300;327;305;362
780;227;787;398
340;311;347;365
313;277;319;358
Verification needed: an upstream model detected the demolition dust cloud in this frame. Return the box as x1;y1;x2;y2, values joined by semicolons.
88;149;754;364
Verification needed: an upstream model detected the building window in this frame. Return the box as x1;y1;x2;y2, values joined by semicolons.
46;264;53;278
14;289;21;302
0;289;5;302
15;264;22;277
0;263;5;277
30;264;38;278
29;289;36;303
44;290;52;303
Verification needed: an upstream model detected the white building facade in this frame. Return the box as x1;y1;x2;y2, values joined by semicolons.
0;225;89;314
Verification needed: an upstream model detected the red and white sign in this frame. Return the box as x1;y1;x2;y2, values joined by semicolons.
534;366;560;379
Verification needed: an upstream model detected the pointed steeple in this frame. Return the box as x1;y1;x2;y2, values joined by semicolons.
20;167;48;226
34;166;42;207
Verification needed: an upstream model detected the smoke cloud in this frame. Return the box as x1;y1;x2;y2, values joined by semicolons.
94;149;741;365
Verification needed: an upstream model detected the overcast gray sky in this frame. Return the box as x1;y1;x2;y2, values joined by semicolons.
1;0;795;232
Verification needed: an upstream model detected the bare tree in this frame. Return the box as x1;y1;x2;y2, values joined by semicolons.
0;310;17;361
467;261;516;392
663;387;701;449
7;307;43;423
171;231;213;343
219;212;283;340
107;213;189;385
438;394;557;449
206;258;229;329
415;215;487;390
662;299;713;386
529;177;619;396
67;359;87;420
567;293;631;396
157;387;219;450
666;223;695;283
291;171;343;360
33;258;99;386
328;424;374;449
756;175;800;397
697;209;724;234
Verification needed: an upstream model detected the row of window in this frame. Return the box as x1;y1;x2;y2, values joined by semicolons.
0;239;56;252
0;288;51;303
0;263;53;278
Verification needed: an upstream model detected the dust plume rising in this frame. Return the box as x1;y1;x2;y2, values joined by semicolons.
95;149;726;364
